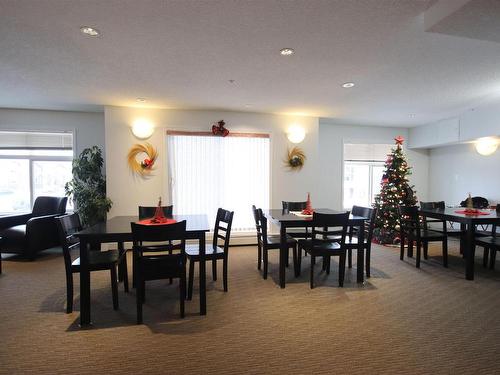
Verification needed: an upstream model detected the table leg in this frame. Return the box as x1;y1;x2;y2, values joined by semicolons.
117;241;124;282
279;224;287;288
199;233;206;315
357;223;365;283
80;239;91;326
465;223;475;280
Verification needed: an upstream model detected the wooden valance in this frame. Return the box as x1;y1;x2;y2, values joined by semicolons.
166;130;269;138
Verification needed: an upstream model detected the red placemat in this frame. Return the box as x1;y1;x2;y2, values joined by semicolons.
454;210;490;216
137;218;177;225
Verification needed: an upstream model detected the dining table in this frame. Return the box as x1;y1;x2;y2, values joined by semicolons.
75;214;210;327
419;207;500;280
263;209;369;288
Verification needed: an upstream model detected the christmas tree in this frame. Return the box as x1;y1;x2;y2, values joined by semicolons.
373;136;417;244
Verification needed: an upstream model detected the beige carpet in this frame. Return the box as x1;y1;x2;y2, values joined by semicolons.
1;240;500;375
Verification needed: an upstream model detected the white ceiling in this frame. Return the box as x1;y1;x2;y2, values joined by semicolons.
1;0;500;126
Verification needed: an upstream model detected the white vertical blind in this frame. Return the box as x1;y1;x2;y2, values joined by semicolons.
168;134;270;231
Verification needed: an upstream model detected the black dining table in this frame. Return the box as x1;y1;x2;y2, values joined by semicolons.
75;214;210;326
263;209;369;288
419;207;500;280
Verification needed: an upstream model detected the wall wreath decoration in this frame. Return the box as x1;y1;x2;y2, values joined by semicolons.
285;146;306;171
127;143;158;177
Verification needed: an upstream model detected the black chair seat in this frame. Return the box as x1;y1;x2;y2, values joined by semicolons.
298;239;342;252
186;244;224;258
71;249;121;270
420;229;447;240
476;236;500;247
266;234;296;246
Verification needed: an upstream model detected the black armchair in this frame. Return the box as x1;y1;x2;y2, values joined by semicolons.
0;196;68;260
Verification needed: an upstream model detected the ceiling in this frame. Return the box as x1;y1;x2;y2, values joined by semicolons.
1;0;500;126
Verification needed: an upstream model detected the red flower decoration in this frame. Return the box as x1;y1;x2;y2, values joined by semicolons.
212;120;229;137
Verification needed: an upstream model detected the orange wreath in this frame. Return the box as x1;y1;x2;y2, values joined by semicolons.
127;143;158;176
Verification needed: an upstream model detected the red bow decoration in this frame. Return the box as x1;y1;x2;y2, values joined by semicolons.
395;135;404;145
212;120;229;137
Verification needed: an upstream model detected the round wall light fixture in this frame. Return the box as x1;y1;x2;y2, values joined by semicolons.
475;137;498;156
287;125;306;144
131;118;155;139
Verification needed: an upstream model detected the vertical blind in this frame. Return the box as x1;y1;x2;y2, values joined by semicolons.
167;133;270;231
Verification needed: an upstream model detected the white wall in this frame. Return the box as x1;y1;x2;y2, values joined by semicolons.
104;106;319;217
0;108;105;156
428;143;500;205
318;121;430;209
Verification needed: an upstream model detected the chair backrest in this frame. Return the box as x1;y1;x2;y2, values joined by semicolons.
56;213;82;273
131;220;186;253
398;205;421;237
311;211;350;248
33;196;68;217
254;208;270;247
492;204;500;236
212;208;234;254
282;201;307;212
138;205;173;219
419;201;445;210
363;207;377;244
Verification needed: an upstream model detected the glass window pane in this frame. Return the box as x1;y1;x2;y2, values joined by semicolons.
0;159;31;213
371;165;385;204
343;163;370;209
33;161;73;210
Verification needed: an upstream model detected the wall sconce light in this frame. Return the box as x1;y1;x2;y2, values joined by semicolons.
131;118;154;139
286;125;306;144
475;137;498;156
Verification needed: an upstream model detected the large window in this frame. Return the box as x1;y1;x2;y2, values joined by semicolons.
0;131;73;214
167;132;270;231
343;143;392;209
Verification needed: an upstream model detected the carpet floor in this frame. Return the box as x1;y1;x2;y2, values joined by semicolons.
1;240;500;374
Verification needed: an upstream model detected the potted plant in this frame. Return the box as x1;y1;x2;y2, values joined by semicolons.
65;146;112;227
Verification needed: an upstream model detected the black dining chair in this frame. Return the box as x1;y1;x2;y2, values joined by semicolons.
138;205;173;219
56;213;128;314
399;206;448;268
475;204;500;269
282;201;310;250
344;206;377;278
186;208;234;300
131;220;187;324
252;206;297;279
297;211;350;288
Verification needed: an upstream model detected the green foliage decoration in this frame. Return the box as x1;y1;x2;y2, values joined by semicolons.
65;146;112;227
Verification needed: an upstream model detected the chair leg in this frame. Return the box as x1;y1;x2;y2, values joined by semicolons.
416;241;421;268
310;254;315;289
169;249;173;284
442;238;448;268
286;248;290;268
180;267;186;318
142;280;146;303
326;256;331;275
122;255;129;293
111;266;119;310
66;273;73;314
489;248;496;270
483;247;489;267
212;258;217;281
292;244;298;277
400;234;405;260
257;245;262;270
348;249;352;268
223;256;228;292
188;258;195;300
339;252;346;287
136;277;143;324
366;246;371;278
263;249;269;280
297;247;302;276
132;251;138;288
408;239;414;258
423;242;428;260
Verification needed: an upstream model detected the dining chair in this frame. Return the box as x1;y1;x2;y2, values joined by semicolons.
138;205;173;219
56;213;128;314
131;220;187;324
282;201;310;246
399;206;448;268
186;208;234;300
297;211;350;288
344;206;377;278
475;204;500;269
252;206;297;279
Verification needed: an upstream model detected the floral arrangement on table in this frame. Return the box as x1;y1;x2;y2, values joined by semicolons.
212;120;229;137
285;146;306;171
127;143;158;177
301;193;314;215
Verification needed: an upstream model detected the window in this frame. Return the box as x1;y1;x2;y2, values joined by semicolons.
167;132;270;231
343;143;392;209
0;131;73;214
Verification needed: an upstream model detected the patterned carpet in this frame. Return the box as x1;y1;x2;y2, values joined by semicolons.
1;240;500;374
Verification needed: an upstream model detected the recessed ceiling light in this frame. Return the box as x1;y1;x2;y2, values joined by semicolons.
228;79;235;84
280;48;294;56
136;97;146;102
409;114;416;118
80;26;100;37
342;82;355;88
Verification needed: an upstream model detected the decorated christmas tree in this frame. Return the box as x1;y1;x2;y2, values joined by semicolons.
373;136;417;244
